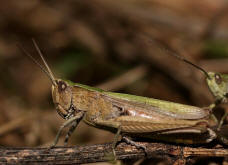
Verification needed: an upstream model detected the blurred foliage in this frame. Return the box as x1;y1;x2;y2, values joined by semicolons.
204;40;228;58
56;48;92;78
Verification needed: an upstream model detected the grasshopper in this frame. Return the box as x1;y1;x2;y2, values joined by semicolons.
157;43;228;129
19;40;227;158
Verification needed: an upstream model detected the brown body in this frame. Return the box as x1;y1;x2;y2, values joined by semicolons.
20;40;227;157
51;80;217;145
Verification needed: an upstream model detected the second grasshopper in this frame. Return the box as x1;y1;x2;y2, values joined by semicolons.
156;41;228;129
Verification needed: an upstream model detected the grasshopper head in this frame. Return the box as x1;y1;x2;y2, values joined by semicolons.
51;79;75;119
206;72;228;103
19;39;75;120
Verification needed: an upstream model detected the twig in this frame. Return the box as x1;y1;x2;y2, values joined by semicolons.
0;142;227;164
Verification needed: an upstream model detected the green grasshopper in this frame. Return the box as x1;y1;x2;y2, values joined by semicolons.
158;43;228;129
19;40;227;158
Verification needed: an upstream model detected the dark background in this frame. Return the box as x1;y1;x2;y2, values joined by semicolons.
0;0;228;164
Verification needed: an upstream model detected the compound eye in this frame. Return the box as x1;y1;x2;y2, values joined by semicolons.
58;81;67;92
215;73;222;85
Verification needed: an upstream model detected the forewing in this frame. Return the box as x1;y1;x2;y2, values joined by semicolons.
73;83;209;119
104;92;209;120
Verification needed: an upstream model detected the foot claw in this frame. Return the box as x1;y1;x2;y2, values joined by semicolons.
122;136;147;154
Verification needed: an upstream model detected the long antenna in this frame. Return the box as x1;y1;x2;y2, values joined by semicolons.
148;38;211;79
17;42;57;85
32;39;57;85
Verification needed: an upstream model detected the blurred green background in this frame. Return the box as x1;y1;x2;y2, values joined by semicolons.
0;0;228;164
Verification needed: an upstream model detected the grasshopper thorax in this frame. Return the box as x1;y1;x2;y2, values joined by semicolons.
52;79;75;119
206;72;228;103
